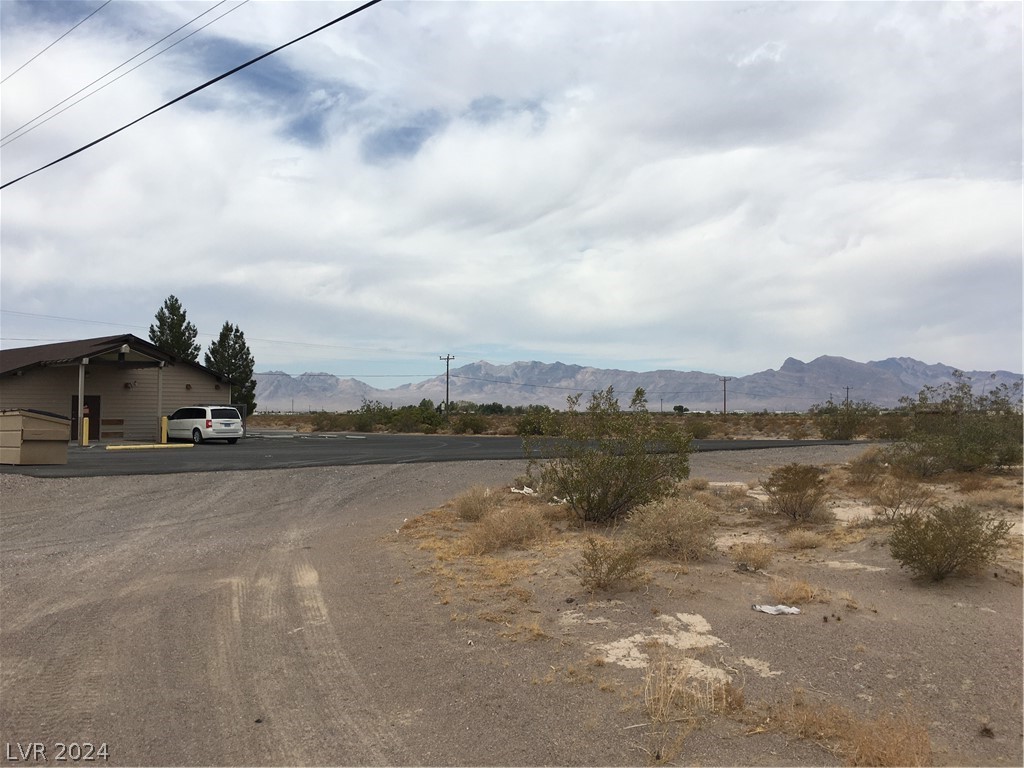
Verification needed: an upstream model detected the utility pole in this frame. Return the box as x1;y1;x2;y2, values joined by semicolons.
720;377;732;415
440;355;455;416
844;386;851;407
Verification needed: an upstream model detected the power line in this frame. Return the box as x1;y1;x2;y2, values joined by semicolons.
3;0;248;147
1;0;113;85
0;0;385;190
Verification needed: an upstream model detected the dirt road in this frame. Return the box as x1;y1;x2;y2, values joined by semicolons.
1;447;1020;766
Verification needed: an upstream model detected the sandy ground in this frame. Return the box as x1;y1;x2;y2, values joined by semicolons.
1;444;1021;766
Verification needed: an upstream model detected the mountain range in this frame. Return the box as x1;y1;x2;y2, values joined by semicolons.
254;356;1022;414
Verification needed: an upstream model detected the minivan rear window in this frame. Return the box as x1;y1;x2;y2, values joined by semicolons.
212;408;241;420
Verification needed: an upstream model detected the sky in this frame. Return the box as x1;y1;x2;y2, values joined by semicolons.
1;0;1021;386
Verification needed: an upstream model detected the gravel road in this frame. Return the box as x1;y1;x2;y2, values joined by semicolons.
1;445;1020;766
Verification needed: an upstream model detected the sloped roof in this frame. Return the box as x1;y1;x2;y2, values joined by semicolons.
0;334;230;381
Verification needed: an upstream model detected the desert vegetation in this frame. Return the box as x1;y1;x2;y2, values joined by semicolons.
888;504;1013;580
251;370;1023;455
396;395;1020;765
523;386;692;524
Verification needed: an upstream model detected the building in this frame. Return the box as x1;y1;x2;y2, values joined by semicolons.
0;334;234;443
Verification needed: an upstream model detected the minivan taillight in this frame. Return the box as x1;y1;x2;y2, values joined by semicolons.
206;419;212;428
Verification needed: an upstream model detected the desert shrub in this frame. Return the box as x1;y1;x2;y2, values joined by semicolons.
864;411;912;440
515;405;554;436
892;373;1023;475
846;447;886;487
685;417;713;440
310;412;356;432
570;535;645;591
729;540;775;570
787;420;811;440
629;498;717;562
881;441;940;479
762;463;831;522
869;476;935;522
452;413;488;435
810;398;879;440
389;408;423;433
785;529;826;549
352;398;394;432
465;507;549;554
888;504;1013;580
452;486;499;522
525;387;691;524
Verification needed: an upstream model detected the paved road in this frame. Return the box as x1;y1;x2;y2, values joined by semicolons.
0;432;857;478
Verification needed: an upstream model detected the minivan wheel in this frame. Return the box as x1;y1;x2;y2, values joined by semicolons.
192;429;204;444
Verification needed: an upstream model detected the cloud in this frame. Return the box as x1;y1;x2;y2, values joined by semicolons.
1;0;1020;383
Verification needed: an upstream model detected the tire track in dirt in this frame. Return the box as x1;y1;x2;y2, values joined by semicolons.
0;600;114;746
207;528;399;765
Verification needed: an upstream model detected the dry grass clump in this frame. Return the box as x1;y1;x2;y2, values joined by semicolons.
785;529;826;550
464;507;549;554
453;485;501;521
570;535;645;591
770;689;931;766
710;483;755;508
644;653;743;723
681;477;711;493
729;539;775;570
642;652;743;764
869;476;935;522
955;483;1024;512
629;498;718;562
950;471;1009;495
769;578;825;605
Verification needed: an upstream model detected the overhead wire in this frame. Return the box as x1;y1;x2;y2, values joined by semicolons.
2;0;248;147
1;0;113;85
0;0;385;190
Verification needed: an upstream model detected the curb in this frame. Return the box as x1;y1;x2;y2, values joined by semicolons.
105;444;194;451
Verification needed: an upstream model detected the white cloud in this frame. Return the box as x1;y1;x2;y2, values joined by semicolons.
1;0;1020;383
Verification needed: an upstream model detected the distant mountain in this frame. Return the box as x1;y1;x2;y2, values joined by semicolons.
253;357;1022;413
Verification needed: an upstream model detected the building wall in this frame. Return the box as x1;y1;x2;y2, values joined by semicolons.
0;362;231;441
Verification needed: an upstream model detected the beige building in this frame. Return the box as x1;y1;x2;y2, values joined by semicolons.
0;334;233;443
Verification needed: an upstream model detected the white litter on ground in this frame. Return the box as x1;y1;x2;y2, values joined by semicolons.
752;604;801;615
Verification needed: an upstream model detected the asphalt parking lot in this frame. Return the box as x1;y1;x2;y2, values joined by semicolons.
0;432;855;478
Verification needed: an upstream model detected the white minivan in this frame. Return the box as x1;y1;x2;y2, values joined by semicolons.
167;405;243;444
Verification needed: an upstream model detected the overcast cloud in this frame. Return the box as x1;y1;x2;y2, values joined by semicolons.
1;0;1021;384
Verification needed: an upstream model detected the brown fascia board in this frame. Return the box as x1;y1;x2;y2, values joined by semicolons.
0;333;232;383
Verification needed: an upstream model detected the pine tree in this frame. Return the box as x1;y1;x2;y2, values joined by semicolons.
205;322;257;416
149;295;200;362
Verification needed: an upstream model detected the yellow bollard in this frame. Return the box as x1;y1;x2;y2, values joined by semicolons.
82;417;89;447
161;416;168;444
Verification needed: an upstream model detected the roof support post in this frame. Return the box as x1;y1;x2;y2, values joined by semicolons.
157;361;165;442
77;358;88;447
